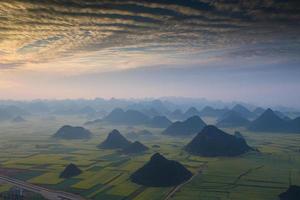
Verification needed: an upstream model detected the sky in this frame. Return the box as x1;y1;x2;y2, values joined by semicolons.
0;0;300;108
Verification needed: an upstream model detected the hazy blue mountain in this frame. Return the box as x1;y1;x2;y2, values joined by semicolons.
149;99;171;114
0;105;29;121
289;117;300;133
87;109;171;128
248;108;288;132
103;108;150;125
122;141;148;154
53;125;92;139
79;106;97;115
98;129;131;149
130;153;192;187
162;116;206;136
232;104;255;119
52;106;96;116
169;109;184;120
141;108;161;117
274;110;290;120
185;125;253;157
253;107;290;121
183;107;201;118
234;131;245;140
0;109;13;121
147;116;172;128
253;107;265;116
126;99;170;115
249;109;300;133
11;116;26;123
200;106;229;118
217;111;250;127
60;163;82;178
25;101;50;113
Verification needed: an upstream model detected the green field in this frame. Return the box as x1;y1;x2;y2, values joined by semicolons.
0;115;299;200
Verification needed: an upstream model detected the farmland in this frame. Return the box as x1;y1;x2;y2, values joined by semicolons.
0;115;299;200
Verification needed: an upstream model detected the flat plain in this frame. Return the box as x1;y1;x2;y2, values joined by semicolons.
0;115;299;200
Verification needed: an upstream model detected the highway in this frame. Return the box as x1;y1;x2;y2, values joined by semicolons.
0;175;87;200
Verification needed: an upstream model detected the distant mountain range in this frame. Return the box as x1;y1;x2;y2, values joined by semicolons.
11;116;26;123
103;108;150;125
248;108;300;133
87;108;171;128
200;106;229;118
0;98;299;119
147;116;172;128
217;111;250;127
232;104;256;119
162;116;206;136
169;106;229;120
169;109;185;120
0;105;29;121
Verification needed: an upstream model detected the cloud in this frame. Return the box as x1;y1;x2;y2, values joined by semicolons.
0;0;299;70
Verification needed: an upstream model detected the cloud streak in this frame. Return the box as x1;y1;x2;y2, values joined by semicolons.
0;0;299;70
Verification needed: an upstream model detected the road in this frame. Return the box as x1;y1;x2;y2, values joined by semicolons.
164;163;207;200
0;175;87;200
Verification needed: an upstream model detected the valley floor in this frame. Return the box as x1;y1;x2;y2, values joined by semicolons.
0;116;299;200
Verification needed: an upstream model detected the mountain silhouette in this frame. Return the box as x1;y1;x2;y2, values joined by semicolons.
253;107;265;116
289;117;300;133
279;185;300;200
274;110;290;120
234;131;244;140
103;108;150;125
79;106;97;116
147;116;172;128
142;108;161;118
248;108;288;132
183;107;201;118
130;153;192;187
0;106;29;121
11;116;26;123
200;106;229;118
162;116;206;136
169;109;184;120
60;163;82;178
53;125;92;139
217;111;250;127
249;108;300;133
122;141;149;154
185;125;253;157
232;104;254;119
98;129;131;149
126;100;170;116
